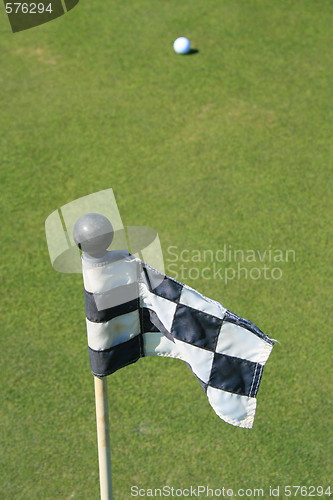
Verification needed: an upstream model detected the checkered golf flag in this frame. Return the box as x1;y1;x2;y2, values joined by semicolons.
82;251;274;428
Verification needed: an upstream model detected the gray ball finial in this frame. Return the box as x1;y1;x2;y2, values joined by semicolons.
73;213;114;259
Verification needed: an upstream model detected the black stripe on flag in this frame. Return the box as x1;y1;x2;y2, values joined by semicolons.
141;307;175;343
141;307;160;333
171;304;222;351
224;310;274;344
249;364;264;398
89;335;143;377
209;353;263;397
142;265;183;302
85;285;138;323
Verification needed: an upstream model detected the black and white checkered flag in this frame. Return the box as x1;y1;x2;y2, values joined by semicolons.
82;250;274;428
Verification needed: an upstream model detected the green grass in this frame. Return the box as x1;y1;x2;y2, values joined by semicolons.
1;0;332;498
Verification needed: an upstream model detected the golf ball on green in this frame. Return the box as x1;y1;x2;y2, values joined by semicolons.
173;37;191;54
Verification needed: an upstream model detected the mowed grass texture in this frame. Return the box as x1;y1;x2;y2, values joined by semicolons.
0;1;332;499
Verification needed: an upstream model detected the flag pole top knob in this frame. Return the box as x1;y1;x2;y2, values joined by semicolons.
73;213;114;259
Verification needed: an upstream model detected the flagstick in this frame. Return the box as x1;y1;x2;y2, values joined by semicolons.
73;214;115;500
94;376;112;500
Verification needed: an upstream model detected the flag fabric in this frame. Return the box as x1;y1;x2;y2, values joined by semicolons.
82;250;274;428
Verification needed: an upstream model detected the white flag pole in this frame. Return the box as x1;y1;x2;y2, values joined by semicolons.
73;213;115;500
94;376;112;500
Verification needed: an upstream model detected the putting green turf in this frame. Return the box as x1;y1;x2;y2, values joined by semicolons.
1;1;332;498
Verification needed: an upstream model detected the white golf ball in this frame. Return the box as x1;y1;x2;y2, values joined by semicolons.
173;37;191;55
